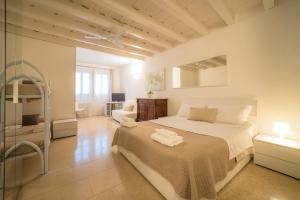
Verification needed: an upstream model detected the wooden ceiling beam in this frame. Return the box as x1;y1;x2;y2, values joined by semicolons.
26;0;172;49
207;0;235;25
6;24;146;60
6;2;160;54
5;11;153;57
153;0;208;35
96;0;187;42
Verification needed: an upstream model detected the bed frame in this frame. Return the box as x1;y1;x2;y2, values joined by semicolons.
113;145;251;200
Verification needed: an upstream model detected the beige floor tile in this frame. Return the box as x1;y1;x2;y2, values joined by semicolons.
88;168;123;195
92;188;122;200
58;179;94;200
19;185;61;200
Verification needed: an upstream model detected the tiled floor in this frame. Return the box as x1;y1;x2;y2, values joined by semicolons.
15;117;300;200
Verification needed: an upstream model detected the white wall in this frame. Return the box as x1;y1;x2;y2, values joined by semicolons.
120;1;300;140
120;60;146;100
112;68;121;92
6;33;76;121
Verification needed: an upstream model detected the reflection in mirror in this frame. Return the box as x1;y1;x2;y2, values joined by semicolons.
172;55;228;88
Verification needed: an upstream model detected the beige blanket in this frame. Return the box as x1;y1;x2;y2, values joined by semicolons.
112;121;236;200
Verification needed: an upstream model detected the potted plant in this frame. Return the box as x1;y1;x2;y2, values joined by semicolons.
147;90;154;98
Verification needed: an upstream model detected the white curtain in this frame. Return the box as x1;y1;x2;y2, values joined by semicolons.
76;66;111;116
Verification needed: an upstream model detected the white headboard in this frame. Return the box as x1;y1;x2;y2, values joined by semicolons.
182;97;257;117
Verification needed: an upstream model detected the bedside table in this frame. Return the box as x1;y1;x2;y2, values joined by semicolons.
254;134;300;179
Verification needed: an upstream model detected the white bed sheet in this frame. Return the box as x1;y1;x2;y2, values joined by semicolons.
151;116;254;159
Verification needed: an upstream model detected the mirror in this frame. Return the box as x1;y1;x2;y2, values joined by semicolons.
172;55;228;88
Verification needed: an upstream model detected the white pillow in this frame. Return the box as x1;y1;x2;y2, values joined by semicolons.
177;103;191;118
215;105;252;124
123;100;136;111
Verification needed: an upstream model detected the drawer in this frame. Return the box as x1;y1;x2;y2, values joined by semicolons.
53;121;78;132
254;153;300;179
52;128;77;139
138;99;155;104
254;140;300;165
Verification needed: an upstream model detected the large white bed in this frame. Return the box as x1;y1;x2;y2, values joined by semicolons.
112;98;257;200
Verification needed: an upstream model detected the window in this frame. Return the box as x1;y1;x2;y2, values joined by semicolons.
76;67;111;100
76;72;81;95
101;74;109;95
76;71;91;95
82;73;90;94
94;74;101;96
94;73;109;96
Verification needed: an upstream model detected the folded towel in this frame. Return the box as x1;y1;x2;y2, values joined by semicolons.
121;121;138;128
151;133;183;147
122;117;135;122
155;128;177;137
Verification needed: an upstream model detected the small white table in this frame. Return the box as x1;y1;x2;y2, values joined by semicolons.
254;134;300;179
52;119;78;139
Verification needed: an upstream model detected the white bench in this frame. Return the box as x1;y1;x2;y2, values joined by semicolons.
52;119;78;139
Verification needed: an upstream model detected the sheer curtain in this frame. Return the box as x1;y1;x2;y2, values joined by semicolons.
76;66;111;116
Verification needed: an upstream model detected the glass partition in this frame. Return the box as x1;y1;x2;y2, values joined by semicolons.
2;0;24;199
0;0;5;199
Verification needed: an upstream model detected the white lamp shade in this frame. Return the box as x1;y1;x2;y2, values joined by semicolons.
272;122;291;135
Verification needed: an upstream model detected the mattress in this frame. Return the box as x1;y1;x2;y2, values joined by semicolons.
6;84;41;95
2;123;45;157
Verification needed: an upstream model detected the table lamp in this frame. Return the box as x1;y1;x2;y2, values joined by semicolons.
272;122;291;139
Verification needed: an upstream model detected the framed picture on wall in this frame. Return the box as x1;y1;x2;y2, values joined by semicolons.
146;69;165;92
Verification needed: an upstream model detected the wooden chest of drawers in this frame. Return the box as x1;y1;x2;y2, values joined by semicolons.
136;98;167;121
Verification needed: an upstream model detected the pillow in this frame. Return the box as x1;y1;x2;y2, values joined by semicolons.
123;105;134;111
177;103;191;117
216;105;252;124
187;107;218;123
22;114;40;126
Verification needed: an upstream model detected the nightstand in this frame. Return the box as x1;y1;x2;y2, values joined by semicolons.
254;134;300;179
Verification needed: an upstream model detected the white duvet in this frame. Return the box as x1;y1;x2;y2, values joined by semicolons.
151;116;254;159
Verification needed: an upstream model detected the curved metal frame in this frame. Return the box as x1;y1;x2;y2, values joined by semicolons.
0;59;50;176
4;141;44;174
1;74;45;116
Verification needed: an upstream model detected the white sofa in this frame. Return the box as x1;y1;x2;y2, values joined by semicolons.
112;100;137;122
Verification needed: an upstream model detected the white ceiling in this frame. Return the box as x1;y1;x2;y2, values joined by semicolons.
76;47;137;67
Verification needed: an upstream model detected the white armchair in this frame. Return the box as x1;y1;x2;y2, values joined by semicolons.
75;102;88;118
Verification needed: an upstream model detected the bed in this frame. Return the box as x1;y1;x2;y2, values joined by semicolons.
0;60;51;176
112;98;257;200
